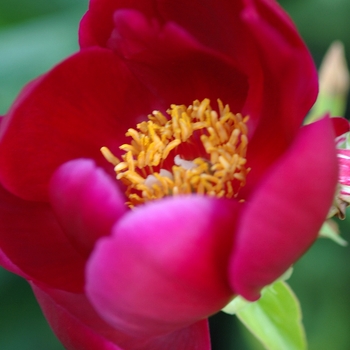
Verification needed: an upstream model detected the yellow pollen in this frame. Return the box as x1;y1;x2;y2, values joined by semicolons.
101;99;250;207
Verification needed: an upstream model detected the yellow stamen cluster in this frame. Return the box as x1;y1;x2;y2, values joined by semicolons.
101;99;250;207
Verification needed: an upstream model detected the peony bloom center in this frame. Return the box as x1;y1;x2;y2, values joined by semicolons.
101;99;250;207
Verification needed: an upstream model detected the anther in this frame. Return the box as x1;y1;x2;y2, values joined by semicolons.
101;99;250;207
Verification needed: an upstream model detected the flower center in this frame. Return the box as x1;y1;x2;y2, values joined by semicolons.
101;99;250;207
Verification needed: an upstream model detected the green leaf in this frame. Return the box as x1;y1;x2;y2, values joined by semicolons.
236;281;307;350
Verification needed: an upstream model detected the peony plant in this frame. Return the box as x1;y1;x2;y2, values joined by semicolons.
0;0;340;349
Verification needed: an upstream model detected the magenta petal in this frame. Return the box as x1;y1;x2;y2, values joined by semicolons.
0;183;85;292
49;159;127;256
230;117;338;301
86;196;239;338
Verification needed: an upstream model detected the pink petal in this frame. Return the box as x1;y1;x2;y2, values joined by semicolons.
32;283;210;350
0;183;86;292
49;159;127;257
230;117;338;301
338;149;350;187
86;196;239;338
0;47;159;202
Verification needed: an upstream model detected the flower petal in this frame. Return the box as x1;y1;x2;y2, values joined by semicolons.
0;247;27;277
230;117;338;301
157;0;317;135
86;196;239;338
241;0;319;192
108;9;248;112
32;283;210;350
0;183;86;292
332;116;350;136
158;0;318;169
32;283;124;350
49;159;127;257
0;48;159;202
80;1;318;186
79;0;158;48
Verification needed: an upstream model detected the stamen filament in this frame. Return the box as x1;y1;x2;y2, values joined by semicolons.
101;99;250;207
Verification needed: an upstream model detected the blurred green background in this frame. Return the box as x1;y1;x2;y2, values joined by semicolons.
0;0;349;349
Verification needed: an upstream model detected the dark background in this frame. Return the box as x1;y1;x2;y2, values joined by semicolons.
0;1;349;349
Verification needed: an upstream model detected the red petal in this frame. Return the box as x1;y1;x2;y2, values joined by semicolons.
32;283;124;350
0;183;86;292
79;0;159;48
241;0;318;192
332;116;350;137
86;196;239;338
49;159;127;257
82;0;322;203
108;9;248;112
0;48;159;202
32;283;210;350
142;320;211;350
230;117;338;301
0;247;28;277
158;0;318;155
157;0;317;135
159;0;318;189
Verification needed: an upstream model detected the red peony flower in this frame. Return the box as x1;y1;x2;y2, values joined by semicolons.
0;1;338;349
